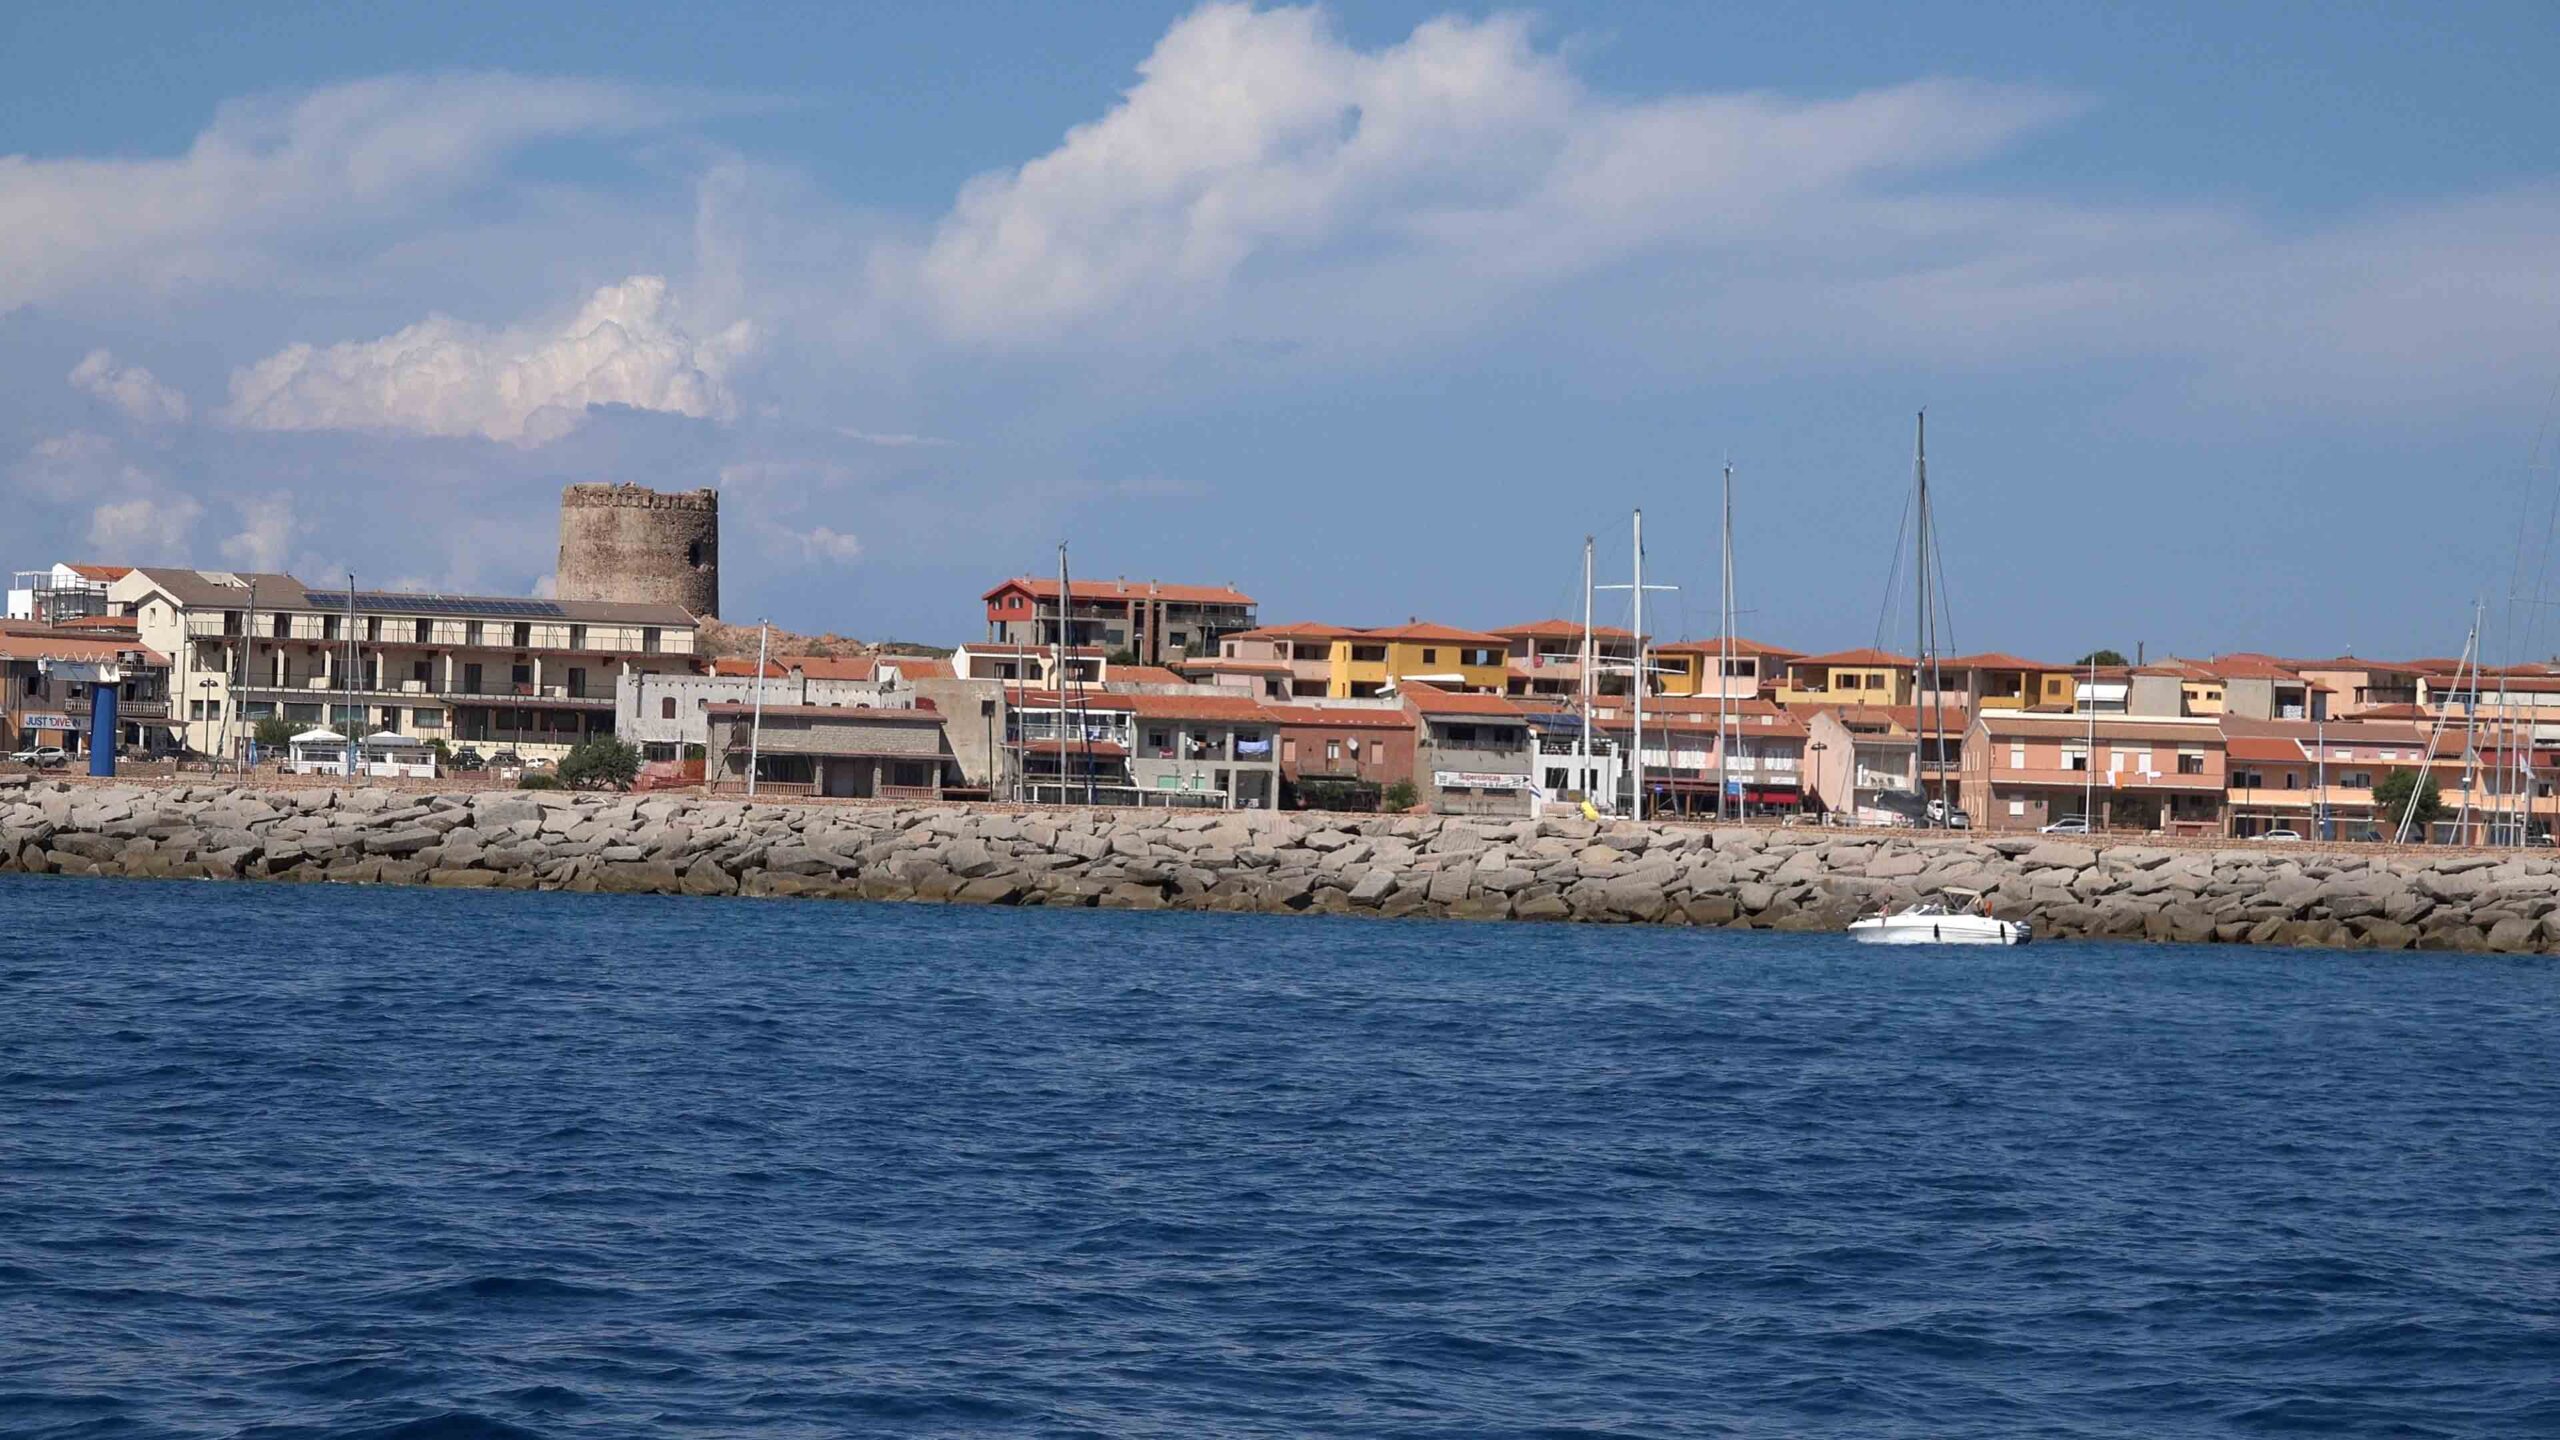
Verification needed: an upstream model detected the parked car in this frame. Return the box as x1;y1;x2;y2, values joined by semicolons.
448;747;487;772
1927;799;1972;829
9;745;70;768
2260;828;2304;842
487;749;523;769
521;755;555;772
2039;815;2091;835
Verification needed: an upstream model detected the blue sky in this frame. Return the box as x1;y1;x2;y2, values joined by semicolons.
4;2;2557;660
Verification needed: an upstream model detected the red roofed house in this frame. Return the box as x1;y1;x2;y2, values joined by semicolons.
983;576;1257;666
1003;689;1139;803
1655;636;1800;702
1961;710;2228;834
1121;690;1283;808
1263;702;1418;811
7;562;131;627
2220;716;2440;840
1400;684;1537;815
1777;648;1917;708
1491;619;1640;700
0;629;170;758
1590;696;1810;817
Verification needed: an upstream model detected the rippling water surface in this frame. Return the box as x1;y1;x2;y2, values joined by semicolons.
4;874;2557;1437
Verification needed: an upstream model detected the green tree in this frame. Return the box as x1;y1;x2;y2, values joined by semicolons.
2372;768;2443;838
556;735;641;791
1381;779;1418;812
2075;649;2130;667
251;715;294;749
1107;647;1140;666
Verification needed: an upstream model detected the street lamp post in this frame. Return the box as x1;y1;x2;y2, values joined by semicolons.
195;677;219;767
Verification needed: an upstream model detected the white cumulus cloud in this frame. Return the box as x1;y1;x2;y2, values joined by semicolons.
69;349;191;423
0;74;702;311
219;492;298;572
793;526;863;563
908;3;2074;346
221;276;753;444
88;493;203;557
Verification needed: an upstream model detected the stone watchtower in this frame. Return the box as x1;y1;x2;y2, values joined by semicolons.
555;483;720;617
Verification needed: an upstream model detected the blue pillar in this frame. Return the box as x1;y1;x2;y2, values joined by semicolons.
88;684;118;777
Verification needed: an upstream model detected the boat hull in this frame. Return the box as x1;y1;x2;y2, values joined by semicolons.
1847;915;2030;946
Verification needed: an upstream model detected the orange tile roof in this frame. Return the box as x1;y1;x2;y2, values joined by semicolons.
1102;664;1189;686
1655;635;1800;657
53;614;138;631
1226;621;1353;641
1399;682;1527;718
703;702;944;723
1357;621;1510;645
889;656;955;680
2225;736;2305;763
1491;619;1639;641
1262;704;1416;729
1173;657;1293;674
1121;692;1280;722
709;657;789;678
1939;651;2050;671
64;563;132;582
987;576;1254;606
0;632;167;664
1000;689;1138;711
1789;647;1915;669
783;654;883;681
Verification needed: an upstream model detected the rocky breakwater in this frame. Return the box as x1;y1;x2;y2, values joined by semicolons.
4;780;2559;951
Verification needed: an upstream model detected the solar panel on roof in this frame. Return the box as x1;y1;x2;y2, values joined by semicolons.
303;591;567;617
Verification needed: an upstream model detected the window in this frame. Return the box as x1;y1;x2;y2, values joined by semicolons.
512;622;532;648
2008;799;2027;817
568;624;586;651
272;614;290;638
511;664;531;689
1326;740;1341;762
2284;773;2301;789
1282;738;1297;762
1421;648;1439;664
414;618;431;643
465;622;483;646
2063;746;2088;772
661;698;677;720
2343;770;2373;788
2008;742;2026;768
2178;752;2206;774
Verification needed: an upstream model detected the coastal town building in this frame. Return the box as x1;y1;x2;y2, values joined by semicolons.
616;658;900;759
1402;683;1536;817
1122;691;1283;808
1959;711;2228;834
982;577;1257;665
1492;620;1638;700
704;702;961;799
7;563;128;626
111;568;700;764
1591;696;1807;817
1775;648;1916;708
0;626;169;758
1654;636;1797;701
1266;701;1417;811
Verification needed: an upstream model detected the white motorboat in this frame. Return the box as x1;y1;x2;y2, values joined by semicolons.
1848;888;2031;945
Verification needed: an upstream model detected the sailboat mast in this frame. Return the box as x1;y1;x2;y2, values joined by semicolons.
1580;535;1594;805
1631;508;1647;823
1913;412;1934;826
1719;461;1734;824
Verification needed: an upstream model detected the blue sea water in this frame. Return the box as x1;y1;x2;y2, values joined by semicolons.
1;875;2556;1438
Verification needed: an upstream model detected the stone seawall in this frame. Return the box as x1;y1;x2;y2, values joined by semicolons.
5;780;2558;953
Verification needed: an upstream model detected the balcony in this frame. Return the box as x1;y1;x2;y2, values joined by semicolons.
234;680;619;706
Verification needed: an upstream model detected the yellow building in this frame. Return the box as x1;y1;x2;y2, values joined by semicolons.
1775;648;1916;708
1327;622;1511;698
1655;637;1800;700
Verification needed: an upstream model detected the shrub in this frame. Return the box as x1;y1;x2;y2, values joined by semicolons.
516;772;562;791
1381;779;1418;812
251;715;294;749
556;735;641;791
